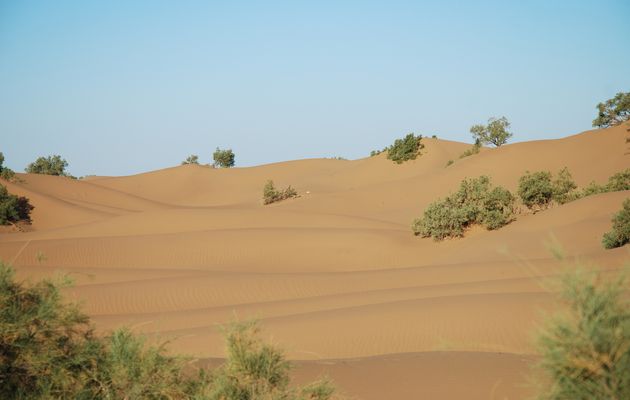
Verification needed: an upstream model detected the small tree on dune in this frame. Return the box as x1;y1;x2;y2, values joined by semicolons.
602;198;630;249
0;184;34;225
592;91;630;128
470;116;513;147
213;148;235;168
0;152;16;181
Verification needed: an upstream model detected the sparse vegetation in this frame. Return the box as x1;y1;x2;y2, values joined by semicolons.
25;155;69;176
592;91;630;128
386;133;424;164
213;148;235;168
0;184;33;226
536;268;630;399
605;168;630;192
602;199;630;249
182;154;199;165
263;180;298;205
445;160;454;167
459;139;482;159
412;176;515;240
470;116;513;147
551;167;578;205
0;262;336;399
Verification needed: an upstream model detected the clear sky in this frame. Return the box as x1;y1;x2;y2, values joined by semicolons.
1;1;629;177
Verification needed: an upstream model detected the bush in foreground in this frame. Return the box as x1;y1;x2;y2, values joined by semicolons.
263;180;298;205
25;155;69;176
0;263;336;399
602;198;630;249
412;176;515;240
213;148;235;168
536;268;630;399
0;184;33;225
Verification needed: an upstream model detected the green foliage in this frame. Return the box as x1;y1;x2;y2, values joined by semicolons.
369;149;383;157
552;167;578;205
412;176;515;240
518;171;553;210
0;152;16;182
213;148;236;168
25;155;69;176
263;180;298;205
592;91;630;128
385;133;424;164
209;320;334;400
0;263;336;399
470;116;513;147
182;154;199;165
602;199;630;249
0;184;33;225
536;269;630;399
606;168;630;192
459;140;481;159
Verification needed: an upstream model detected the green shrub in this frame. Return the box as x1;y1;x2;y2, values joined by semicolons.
445;159;454;167
459;140;481;159
602;199;630;249
536;269;630;399
606;168;630;191
0;263;336;399
213;148;235;168
209;320;334;400
0;152;17;181
518;171;554;210
412;176;515;240
263;180;298;205
551;167;578;205
25;155;69;176
470;116;513;147
386;133;424;164
0;184;33;225
592;91;630;128
182;154;199;165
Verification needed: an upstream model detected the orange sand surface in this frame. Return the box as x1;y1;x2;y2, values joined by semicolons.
1;123;628;399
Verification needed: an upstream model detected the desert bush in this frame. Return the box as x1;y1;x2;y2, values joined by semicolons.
0;263;336;399
213;148;235;168
412;176;515;240
602;199;630;249
209;320;334;400
25;155;69;176
263;180;298;205
445;159;454;167
518;171;554;210
470;116;513;147
592;91;630;128
551;167;578;205
459;139;481;159
0;152;16;181
386;133;424;164
606;168;630;191
182;154;199;165
536;269;630;399
0;184;33;225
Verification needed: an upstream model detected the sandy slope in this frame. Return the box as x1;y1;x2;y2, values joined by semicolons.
1;122;629;399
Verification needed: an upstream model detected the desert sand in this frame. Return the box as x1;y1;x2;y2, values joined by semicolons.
1;123;629;399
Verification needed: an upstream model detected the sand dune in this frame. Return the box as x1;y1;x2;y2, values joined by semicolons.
1;122;629;399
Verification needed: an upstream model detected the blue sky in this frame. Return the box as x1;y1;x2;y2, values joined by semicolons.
1;0;629;176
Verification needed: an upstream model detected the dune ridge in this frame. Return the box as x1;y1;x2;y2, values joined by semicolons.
1;123;629;399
